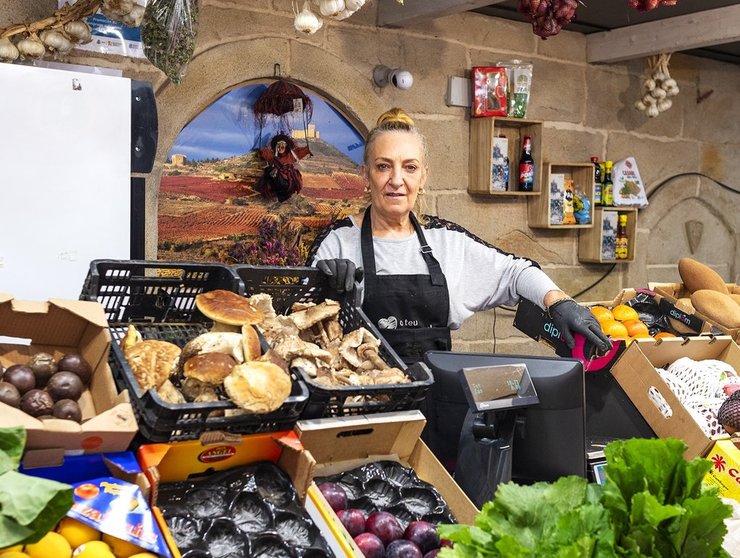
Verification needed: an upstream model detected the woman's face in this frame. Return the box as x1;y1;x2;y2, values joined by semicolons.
364;130;427;220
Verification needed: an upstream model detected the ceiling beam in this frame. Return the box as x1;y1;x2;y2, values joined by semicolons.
587;4;740;63
377;0;508;27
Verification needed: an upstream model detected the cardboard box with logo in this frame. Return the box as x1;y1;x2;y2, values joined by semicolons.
0;294;137;457
649;282;739;341
704;438;740;502
610;335;740;458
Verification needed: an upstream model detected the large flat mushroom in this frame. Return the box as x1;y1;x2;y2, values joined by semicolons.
196;289;265;332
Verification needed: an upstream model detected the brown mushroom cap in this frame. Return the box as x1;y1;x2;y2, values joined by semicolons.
224;361;292;414
183;352;238;385
196;290;265;326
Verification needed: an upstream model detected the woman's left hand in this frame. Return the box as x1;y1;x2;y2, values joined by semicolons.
548;299;612;353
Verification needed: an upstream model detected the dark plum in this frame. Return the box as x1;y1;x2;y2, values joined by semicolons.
28;352;57;387
3;365;36;394
46;371;84;401
354;532;385;558
386;539;423;558
0;381;21;408
403;521;440;553
56;353;93;385
365;511;404;546
423;550;440;558
52;399;82;422
318;481;348;512
337;508;366;538
20;389;54;417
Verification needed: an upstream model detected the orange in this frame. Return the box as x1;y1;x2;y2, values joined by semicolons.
654;331;676;340
612;304;639;322
590;306;613;323
622;319;650;338
601;319;629;338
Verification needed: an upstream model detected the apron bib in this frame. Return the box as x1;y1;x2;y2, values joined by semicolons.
360;208;451;365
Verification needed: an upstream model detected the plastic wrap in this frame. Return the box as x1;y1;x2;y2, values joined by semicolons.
142;0;199;83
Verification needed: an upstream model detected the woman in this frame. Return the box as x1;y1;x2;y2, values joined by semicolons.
307;108;610;362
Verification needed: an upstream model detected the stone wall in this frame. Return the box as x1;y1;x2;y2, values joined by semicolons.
3;0;739;356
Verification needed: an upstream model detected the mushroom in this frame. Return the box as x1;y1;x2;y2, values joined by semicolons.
183;352;237;386
181;377;219;402
289;299;340;330
121;331;181;391
195;289;264;332
242;324;261;362
272;336;332;364
224;361;292;413
157;379;186;404
180;332;244;365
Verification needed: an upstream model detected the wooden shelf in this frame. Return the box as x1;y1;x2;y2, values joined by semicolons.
527;162;595;229
468;116;543;195
578;207;638;263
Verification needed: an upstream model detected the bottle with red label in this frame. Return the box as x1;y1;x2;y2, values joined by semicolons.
518;135;534;191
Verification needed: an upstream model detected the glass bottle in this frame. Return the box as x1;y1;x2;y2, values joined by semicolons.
602;160;614;206
591;156;602;206
518;135;534;192
616;213;629;260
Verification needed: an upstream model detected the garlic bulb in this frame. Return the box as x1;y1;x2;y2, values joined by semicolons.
40;30;74;54
334;8;355;20
64;20;92;44
294;1;323;34
644;78;656;91
646;105;660;118
17;35;46;59
634;100;647;111
345;0;365;10
102;0;134;18
657;99;672;112
318;0;345;17
652;87;666;99
0;37;20;62
122;4;146;27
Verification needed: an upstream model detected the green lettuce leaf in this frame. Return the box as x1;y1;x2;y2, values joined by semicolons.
0;427;25;473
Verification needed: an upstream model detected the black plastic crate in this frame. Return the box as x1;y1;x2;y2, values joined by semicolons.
108;323;309;442
81;259;242;324
233;265;434;419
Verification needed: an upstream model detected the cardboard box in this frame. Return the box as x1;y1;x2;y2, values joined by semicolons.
0;293;137;454
610;335;740;458
704;438;740;502
649;282;739;340
289;411;479;557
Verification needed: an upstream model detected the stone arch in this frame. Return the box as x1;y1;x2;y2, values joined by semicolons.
144;37;387;257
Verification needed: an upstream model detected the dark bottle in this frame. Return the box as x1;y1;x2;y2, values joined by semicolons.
518;135;534;191
591;156;602;206
616;213;629;260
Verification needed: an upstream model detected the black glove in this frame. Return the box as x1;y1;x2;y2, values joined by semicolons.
317;259;361;293
548;298;612;353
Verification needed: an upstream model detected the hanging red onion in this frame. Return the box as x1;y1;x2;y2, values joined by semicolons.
629;0;678;12
518;0;578;39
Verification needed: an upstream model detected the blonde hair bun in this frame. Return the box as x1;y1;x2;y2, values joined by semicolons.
376;107;415;128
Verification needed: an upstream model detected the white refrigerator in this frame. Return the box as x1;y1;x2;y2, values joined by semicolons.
0;63;131;301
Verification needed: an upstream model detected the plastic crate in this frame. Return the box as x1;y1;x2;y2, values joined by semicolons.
233;265;434;419
80;259;242;324
108;323;309;442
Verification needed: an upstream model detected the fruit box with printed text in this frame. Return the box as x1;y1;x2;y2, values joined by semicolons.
704;438;740;502
610;335;740;459
289;410;479;557
0;293;137;455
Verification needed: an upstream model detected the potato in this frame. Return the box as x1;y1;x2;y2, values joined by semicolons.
690;289;740;329
677;257;729;294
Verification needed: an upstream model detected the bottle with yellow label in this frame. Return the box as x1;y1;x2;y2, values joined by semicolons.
616;213;629;259
602;160;614;206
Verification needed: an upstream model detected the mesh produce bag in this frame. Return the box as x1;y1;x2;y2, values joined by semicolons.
142;0;199;83
657;357;740;438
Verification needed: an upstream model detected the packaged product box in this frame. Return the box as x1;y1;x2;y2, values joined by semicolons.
0;294;137;455
612;156;648;208
491;135;509;191
649;282;738;340
289;410;479;557
471;66;508;118
610;335;740;459
704;438;740;502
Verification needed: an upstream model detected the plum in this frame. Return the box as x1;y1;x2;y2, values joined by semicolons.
403;521;440;553
318;481;348;512
386;539;423;558
365;511;404;546
354;532;385;558
337;508;366;538
423;550;440;558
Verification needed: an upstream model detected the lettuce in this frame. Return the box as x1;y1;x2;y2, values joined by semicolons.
438;438;732;558
0;427;74;548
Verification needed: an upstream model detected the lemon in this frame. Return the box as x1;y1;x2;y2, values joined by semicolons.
58;518;101;549
0;546;24;554
127;554;158;558
100;534;142;558
0;553;30;558
26;532;72;558
72;540;114;558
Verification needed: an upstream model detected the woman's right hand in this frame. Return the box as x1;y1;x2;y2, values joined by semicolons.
317;259;362;293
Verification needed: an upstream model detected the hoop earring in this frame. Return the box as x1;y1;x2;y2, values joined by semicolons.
419;188;426;195
364;185;371;193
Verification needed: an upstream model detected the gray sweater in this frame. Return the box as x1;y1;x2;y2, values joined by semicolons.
307;214;560;330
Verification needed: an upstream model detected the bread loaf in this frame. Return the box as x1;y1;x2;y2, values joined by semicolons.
678;258;729;294
690;289;740;329
730;293;740;306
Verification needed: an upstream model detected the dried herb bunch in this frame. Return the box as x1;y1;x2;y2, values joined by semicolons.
142;0;200;84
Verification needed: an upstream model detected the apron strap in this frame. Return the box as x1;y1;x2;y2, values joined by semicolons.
360;207;445;287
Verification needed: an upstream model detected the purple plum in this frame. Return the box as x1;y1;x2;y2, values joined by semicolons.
365;511;404;546
386;539;423;558
318;481;348;512
423;550;440;558
403;521;440;553
354;532;385;558
337;508;366;538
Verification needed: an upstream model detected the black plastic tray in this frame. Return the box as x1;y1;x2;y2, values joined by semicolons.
108;323;309;443
233;265;434;419
80;259;242;324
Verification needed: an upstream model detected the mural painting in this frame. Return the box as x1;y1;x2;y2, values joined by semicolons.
157;83;366;266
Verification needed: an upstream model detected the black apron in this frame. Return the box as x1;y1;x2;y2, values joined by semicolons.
360;208;451;364
360;208;460;471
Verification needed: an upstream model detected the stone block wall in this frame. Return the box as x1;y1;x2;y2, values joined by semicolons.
3;0;739;356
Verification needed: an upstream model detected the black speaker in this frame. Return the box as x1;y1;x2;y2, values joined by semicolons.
131;80;158;173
